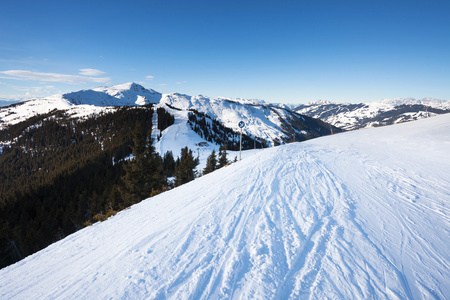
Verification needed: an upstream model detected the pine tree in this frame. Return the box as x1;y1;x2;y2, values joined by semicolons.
162;151;176;178
121;124;164;203
142;129;164;194
203;150;217;175
175;147;198;186
218;145;228;168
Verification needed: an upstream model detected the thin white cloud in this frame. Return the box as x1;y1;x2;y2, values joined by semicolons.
10;84;56;93
0;70;110;85
159;83;168;86
79;68;106;76
146;75;154;80
176;81;187;85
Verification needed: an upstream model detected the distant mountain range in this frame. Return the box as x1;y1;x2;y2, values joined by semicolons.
294;98;450;130
1;83;449;147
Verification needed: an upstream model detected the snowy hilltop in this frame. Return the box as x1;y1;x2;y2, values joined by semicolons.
295;97;450;130
64;82;163;106
1;113;449;299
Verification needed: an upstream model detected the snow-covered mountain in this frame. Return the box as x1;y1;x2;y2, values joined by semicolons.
1;112;449;299
0;83;161;129
295;97;450;130
64;82;162;106
0;83;338;147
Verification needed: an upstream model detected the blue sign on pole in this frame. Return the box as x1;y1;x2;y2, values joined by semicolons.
238;121;245;161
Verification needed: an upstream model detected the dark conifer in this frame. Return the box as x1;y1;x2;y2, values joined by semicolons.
218;145;228;168
121;125;164;203
162;151;176;178
203;150;217;175
157;108;175;132
175;147;198;186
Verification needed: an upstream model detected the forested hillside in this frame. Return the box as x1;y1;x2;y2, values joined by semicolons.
0;106;187;269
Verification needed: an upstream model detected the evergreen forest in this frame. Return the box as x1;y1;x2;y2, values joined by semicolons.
0;106;194;269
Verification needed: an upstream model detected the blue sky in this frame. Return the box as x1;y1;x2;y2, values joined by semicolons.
1;0;449;104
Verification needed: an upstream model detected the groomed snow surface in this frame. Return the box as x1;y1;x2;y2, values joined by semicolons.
1;114;449;299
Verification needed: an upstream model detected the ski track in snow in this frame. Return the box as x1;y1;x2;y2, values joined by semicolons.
1;115;449;299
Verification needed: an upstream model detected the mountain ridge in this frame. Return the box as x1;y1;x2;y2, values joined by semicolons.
295;97;450;130
0;83;339;147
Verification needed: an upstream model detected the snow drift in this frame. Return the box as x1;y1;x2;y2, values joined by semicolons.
1;114;449;299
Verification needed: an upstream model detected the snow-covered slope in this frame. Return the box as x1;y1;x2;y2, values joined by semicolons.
296;97;450;130
0;95;73;129
1;114;449;299
153;106;221;168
